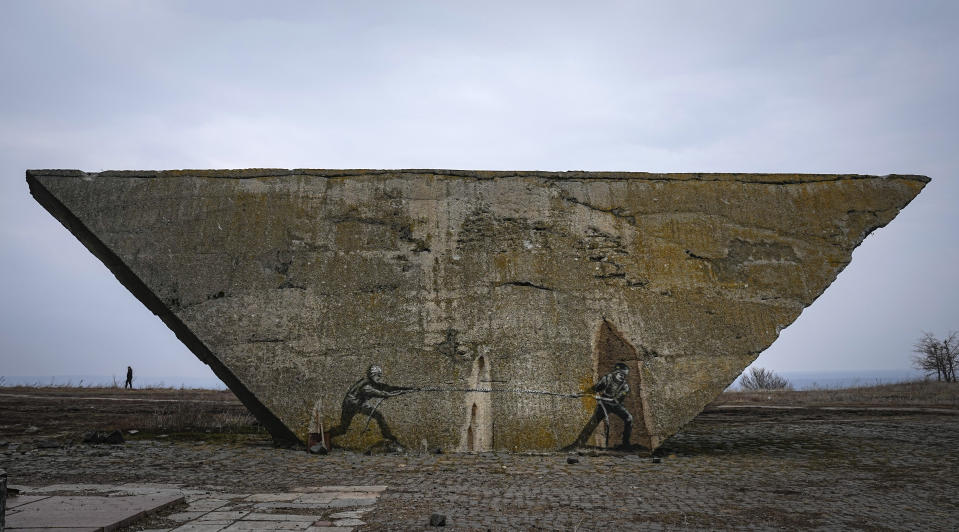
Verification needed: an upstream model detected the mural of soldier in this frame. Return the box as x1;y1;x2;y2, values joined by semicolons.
326;365;416;448
565;362;633;449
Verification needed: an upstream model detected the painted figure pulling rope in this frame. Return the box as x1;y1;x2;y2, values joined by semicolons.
563;362;633;450
327;363;634;451
326;365;415;448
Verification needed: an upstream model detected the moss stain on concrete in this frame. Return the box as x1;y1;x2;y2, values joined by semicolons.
27;169;929;451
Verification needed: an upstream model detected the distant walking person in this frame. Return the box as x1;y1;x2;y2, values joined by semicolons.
124;366;133;389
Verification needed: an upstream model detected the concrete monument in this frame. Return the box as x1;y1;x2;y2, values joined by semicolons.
28;169;927;451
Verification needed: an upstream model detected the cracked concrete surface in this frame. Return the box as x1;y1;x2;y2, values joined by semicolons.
28;169;928;451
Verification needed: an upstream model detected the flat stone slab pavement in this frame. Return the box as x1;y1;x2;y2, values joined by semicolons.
5;492;183;531
4;483;386;532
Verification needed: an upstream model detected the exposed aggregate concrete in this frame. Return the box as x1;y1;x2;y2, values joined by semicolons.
27;169;929;452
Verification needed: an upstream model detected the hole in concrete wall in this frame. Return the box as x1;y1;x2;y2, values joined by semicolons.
594;320;647;447
467;403;478;451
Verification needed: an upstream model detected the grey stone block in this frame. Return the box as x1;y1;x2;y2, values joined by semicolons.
5;493;183;530
28;169;928;452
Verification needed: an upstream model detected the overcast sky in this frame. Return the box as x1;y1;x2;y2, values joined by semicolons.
2;1;957;385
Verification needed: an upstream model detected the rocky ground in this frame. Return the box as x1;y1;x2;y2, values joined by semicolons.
2;384;959;530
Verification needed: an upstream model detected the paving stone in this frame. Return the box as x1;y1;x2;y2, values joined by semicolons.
243;513;320;522
216;505;251;512
253;502;331;510
223;522;312;530
6;495;50;509
4;527;103;532
120;482;184;490
291;495;336;504
332;518;365;527
168;511;208;522
326;498;376;507
331;491;380;499
171;525;229;532
184;494;216;502
199;510;250;521
187;498;232;511
188;493;246;501
292;486;380;493
30;483;114;493
245;493;299;502
6;494;183;529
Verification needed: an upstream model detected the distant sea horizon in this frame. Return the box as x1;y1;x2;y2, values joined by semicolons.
752;369;926;390
1;368;930;392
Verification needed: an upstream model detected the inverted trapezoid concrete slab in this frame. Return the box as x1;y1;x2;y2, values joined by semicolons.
28;169;928;451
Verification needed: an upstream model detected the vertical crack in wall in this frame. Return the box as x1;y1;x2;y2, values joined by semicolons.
594;319;654;449
459;354;492;451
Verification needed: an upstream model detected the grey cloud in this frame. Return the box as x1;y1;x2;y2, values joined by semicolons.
1;1;957;381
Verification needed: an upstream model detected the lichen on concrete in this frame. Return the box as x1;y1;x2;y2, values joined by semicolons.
27;169;928;451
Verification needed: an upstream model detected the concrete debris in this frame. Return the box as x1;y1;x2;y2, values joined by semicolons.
82;430;124;445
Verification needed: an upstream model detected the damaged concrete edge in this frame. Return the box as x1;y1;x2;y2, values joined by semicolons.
789;174;931;308
26;169;932;185
26;171;301;447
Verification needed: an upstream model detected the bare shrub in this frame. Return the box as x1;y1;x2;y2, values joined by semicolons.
718;379;959;408
739;367;792;391
912;331;958;382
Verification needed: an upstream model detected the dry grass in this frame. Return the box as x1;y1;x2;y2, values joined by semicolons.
715;379;959;408
0;383;239;402
0;384;263;439
0;375;225;392
131;401;261;433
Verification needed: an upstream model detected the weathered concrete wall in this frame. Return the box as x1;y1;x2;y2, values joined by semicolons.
28;169;928;451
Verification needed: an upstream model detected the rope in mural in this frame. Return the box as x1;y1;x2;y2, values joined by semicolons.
335;364;633;450
359;388;595;435
409;387;588;398
362;388;611;440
